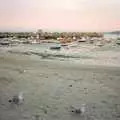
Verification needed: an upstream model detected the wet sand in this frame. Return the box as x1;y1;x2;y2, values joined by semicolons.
0;51;120;120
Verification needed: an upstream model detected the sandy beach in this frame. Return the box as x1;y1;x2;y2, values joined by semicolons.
0;44;120;120
0;0;120;119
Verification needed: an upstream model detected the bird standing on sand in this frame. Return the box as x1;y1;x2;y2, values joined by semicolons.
70;104;86;114
8;92;24;105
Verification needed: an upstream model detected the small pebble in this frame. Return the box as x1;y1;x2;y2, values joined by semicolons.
69;85;72;87
44;109;47;114
33;114;40;120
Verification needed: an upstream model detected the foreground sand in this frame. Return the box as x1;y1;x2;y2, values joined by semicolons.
0;52;120;120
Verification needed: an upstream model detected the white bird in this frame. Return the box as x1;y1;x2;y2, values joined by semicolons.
8;92;24;105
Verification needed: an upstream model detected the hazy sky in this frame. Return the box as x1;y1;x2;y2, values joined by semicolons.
0;0;120;32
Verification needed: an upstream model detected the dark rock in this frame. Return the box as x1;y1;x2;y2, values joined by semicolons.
69;85;72;87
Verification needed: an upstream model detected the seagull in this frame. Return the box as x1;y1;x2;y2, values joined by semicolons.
8;92;24;105
70;104;86;114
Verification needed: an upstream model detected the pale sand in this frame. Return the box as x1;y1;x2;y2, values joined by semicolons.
0;51;120;120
